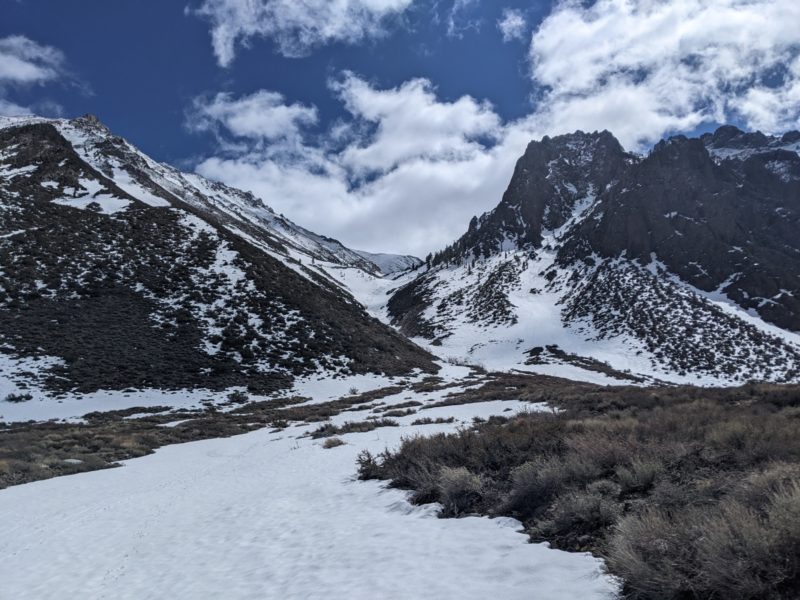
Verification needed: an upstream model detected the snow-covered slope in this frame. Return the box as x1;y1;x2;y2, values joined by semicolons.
0;115;436;400
355;250;422;275
0;371;618;599
54;115;385;275
385;128;800;385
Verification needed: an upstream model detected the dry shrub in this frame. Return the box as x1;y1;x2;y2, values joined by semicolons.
437;466;482;516
732;462;800;506
311;418;398;438
356;450;382;480
609;482;800;599
616;459;663;494
507;453;602;518
506;458;562;516
535;488;621;549
411;416;455;425
565;427;636;471
607;508;700;600
323;437;345;449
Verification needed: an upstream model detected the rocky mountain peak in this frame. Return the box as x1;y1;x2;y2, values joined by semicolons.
73;113;110;133
430;130;631;266
648;135;717;171
782;130;800;144
704;124;770;149
388;125;800;385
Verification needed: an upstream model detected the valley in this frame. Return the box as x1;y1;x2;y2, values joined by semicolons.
2;115;800;599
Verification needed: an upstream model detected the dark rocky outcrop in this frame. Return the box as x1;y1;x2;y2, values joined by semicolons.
388;126;800;383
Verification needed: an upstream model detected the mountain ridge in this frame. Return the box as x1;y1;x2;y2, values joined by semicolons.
0;115;437;399
386;125;800;385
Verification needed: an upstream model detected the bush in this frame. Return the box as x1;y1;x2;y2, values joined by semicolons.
616;458;663;494
437;466;482;517
357;450;382;480
535;488;621;549
411;416;455;425
383;409;416;418
607;508;699;600
323;437;345;449
506;457;564;517
696;501;781;598
311;418;398;438
4;392;33;403
226;390;249;404
608;482;800;599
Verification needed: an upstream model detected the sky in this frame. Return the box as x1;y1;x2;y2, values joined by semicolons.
2;0;800;257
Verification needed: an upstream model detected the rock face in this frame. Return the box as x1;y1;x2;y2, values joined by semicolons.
0;116;436;395
389;127;800;384
564;129;800;331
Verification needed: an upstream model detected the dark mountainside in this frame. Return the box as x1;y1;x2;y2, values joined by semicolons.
434;126;800;330
0;117;436;395
390;126;800;383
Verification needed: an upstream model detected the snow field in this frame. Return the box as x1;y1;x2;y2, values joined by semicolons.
0;374;619;600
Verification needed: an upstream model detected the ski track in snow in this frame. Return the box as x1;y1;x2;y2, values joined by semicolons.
0;377;619;600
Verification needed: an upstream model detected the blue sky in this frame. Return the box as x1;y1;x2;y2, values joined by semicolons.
1;0;543;164
2;0;799;255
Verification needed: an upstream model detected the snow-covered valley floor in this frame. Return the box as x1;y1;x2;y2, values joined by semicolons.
0;370;619;600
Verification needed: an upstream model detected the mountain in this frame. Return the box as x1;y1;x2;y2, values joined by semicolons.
386;126;800;385
355;250;422;275
0;115;436;397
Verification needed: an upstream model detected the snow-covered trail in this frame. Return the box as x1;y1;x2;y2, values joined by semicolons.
0;395;618;600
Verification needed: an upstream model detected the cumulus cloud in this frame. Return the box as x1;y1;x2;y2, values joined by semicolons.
497;8;527;42
188;75;527;256
187;90;318;146
188;0;800;256
733;55;800;133
333;72;501;175
0;35;67;116
0;35;65;84
529;0;800;147
190;0;415;66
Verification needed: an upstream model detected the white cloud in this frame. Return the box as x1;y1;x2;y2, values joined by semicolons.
0;35;64;84
0;98;29;116
497;8;527;42
333;72;501;174
0;35;67;117
529;0;800;147
189;75;527;257
189;0;800;257
187;90;318;144
732;55;800;132
190;0;415;66
447;0;480;38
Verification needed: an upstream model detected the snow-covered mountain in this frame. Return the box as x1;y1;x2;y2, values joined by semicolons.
386;127;800;385
0;115;436;397
355;250;422;275
4;114;799;391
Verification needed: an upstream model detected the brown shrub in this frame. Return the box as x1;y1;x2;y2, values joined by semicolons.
437;466;483;516
323;437;346;449
535;489;621;550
